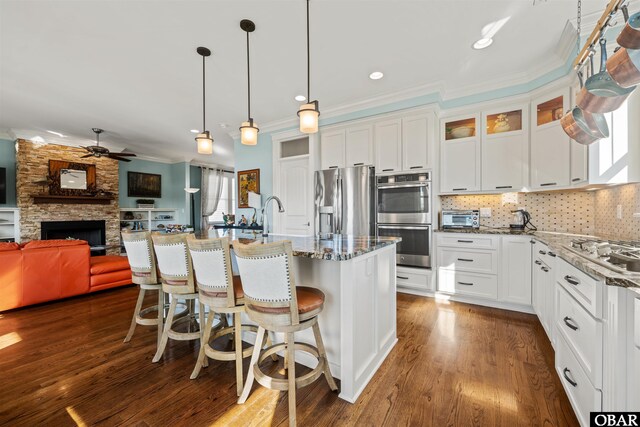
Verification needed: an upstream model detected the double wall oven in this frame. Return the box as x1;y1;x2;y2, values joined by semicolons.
376;172;432;268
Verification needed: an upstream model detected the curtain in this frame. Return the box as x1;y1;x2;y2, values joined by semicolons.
200;167;224;230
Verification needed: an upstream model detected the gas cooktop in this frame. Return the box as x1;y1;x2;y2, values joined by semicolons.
563;239;640;275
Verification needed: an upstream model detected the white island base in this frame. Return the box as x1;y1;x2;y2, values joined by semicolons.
242;243;398;403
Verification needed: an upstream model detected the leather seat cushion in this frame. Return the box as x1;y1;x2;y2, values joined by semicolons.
0;242;20;252
22;239;88;249
250;286;324;314
201;275;244;299
90;255;131;275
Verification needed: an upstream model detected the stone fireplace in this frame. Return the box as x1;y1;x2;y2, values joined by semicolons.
16;139;120;254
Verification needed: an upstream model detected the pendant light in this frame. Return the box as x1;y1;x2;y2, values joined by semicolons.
240;19;259;146
298;0;319;133
195;46;214;155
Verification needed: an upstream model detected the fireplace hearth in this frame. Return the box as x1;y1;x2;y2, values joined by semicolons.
41;220;106;256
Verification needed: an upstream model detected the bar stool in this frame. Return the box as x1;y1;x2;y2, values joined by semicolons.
233;240;338;426
151;233;202;363
187;235;269;395
121;231;163;346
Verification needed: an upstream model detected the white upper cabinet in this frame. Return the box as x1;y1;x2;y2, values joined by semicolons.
530;88;571;189
374;119;402;173
440;114;481;193
402;113;432;171
320;129;346;170
571;139;588;185
345;125;374;167
481;104;529;191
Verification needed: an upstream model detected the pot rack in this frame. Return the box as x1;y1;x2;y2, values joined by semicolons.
573;0;629;69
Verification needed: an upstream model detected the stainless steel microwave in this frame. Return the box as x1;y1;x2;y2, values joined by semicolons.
441;210;479;229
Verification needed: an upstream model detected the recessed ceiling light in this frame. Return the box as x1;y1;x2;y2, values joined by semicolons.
473;38;493;50
190;129;199;133
46;130;65;137
369;71;384;80
295;95;306;102
219;123;229;129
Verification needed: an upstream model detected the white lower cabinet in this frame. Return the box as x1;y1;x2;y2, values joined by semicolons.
627;295;640;411
395;265;434;295
434;233;531;311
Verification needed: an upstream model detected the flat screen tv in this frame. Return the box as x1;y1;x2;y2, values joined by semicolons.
0;167;6;204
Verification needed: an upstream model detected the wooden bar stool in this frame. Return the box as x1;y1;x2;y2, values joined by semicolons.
121;230;163;346
187;236;270;395
233;240;338;426
151;233;202;363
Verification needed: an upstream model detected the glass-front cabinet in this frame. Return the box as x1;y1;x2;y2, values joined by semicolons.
481;105;529;191
530;88;573;189
440;114;481;193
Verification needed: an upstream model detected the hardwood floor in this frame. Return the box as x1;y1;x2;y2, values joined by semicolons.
0;286;578;426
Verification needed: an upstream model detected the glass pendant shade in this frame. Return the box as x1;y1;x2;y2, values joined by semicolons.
298;101;320;134
240;120;259;146
195;131;214;155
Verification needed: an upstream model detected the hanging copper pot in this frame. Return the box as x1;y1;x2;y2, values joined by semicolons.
561;70;610;145
617;8;640;50
577;38;635;113
608;47;640;88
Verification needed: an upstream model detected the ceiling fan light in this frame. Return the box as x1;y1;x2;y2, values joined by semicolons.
195;131;214;155
298;101;320;134
240;120;259;145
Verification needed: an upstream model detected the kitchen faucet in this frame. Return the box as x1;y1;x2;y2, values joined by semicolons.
262;196;285;237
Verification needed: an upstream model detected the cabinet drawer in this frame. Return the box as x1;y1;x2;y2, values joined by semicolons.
438;269;498;299
436;234;499;250
437;248;497;275
555;334;602;427
396;267;434;292
556;284;603;388
556;258;603;318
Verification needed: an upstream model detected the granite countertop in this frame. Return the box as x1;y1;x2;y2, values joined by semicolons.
200;228;401;261
434;227;534;235
436;228;640;293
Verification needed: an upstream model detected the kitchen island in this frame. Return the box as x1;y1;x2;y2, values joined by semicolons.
205;229;400;403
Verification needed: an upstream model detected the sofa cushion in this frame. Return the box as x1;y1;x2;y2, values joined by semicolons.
90;269;132;287
22;239;88;250
90;255;130;275
0;242;20;252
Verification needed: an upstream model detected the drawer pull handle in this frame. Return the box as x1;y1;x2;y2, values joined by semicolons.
452;188;467;191
539;250;547;255
495;185;512;189
329;166;339;169
530;240;536;244
562;368;577;387
410;166;423;169
457;258;474;262
353;162;364;166
541;182;557;187
572;177;581;182
396;275;409;280
534;260;542;265
457;281;474;286
382;169;394;172
564;275;580;286
541;267;549;272
563;316;579;331
457;240;473;243
548;251;556;257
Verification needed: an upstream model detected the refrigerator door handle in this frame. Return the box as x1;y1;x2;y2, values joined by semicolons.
338;177;344;234
335;177;342;234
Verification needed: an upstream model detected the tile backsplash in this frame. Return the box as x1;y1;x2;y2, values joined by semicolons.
440;192;595;234
439;184;640;239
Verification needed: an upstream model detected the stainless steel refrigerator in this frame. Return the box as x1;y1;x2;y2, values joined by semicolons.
314;166;375;237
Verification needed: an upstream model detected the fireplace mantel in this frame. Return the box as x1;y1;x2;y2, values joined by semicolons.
32;194;114;205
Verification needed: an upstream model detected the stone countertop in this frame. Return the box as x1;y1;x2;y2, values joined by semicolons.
436;228;640;293
201;229;400;261
434;227;534;235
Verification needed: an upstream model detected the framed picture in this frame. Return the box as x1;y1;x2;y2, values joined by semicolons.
237;168;260;208
127;171;161;198
48;160;96;196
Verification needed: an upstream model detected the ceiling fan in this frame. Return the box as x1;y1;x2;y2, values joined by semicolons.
80;128;137;162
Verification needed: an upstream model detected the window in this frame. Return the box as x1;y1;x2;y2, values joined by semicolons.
209;173;235;223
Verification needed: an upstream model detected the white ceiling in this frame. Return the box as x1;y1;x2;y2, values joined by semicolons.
0;0;612;167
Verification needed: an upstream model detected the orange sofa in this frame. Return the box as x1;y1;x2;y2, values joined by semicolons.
0;240;132;312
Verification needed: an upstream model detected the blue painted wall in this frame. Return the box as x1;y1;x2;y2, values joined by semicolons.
118;159;190;223
233;133;273;222
0;139;17;207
